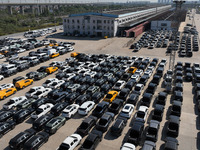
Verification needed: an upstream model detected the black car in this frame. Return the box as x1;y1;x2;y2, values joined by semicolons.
108;98;123;114
26;72;38;79
185;73;193;82
115;71;124;79
124;121;144;145
124;81;135;91
95;78;107;87
48;92;68;104
164;137;179;150
32;98;49;110
32;114;54;131
110;117;127;136
146;82;157;94
65;93;79;104
23;132;49;150
13;108;34;123
119;88;130;99
152;104;164;122
142;140;156;150
9;128;36;149
173;83;183;92
37;66;48;72
92;101;109;118
0;120;16;138
167;115;180;137
151;75;161;85
85;77;96;85
75;94;91;105
0;110;15;122
174;91;183;102
76;84;89;94
96;112;114;132
76;116;97;137
79;129;103;150
170;100;182;117
50;102;68;116
145;120;160;142
140;92;153;107
156;92;168;106
121;73;131;82
91;92;104;104
34;72;47;80
127;93;139;105
100;84;111;94
56;72;65;80
60;82;72;91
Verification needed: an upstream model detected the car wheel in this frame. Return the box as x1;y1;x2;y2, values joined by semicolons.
11;125;15;129
3;96;6;100
22;86;24;89
13;90;16;94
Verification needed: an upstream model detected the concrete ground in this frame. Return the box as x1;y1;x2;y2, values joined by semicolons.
0;9;199;150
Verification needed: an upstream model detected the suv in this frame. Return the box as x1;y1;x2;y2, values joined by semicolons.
1;64;17;77
76;116;97;137
110;117;127;136
145;120;160;142
96;112;114;132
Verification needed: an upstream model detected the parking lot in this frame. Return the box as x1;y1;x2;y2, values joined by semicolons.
0;9;199;150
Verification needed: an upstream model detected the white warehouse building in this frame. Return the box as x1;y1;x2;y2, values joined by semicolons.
63;5;171;37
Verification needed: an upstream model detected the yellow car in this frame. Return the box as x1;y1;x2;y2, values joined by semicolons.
128;67;137;74
49;43;59;47
15;79;34;89
103;91;118;103
71;52;79;57
46;66;58;74
0;88;17;100
50;52;60;58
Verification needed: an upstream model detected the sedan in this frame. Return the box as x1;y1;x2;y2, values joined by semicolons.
119;104;134;119
130;74;140;82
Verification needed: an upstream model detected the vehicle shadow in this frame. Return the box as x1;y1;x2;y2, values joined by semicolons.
159;143;165;150
104;129;119;140
160;121;168;141
3;146;11;150
25;118;33;124
197;132;200;150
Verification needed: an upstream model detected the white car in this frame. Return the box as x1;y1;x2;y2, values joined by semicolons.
144;70;153;78
57;134;82;150
67;46;74;52
0;54;5;59
88;63;99;70
135;69;143;77
3;96;27;110
32;88;52;99
121;143;136;150
84;71;97;78
31;103;54;119
50;80;65;89
17;48;26;53
63;73;76;81
103;73;113;80
147;66;155;72
122;65;129;72
133;83;144;94
0;83;15;91
25;86;45;98
126;60;134;66
0;75;4;81
119;104;135;119
78;101;95;115
42;78;59;88
62;104;79;118
113;80;126;91
58;66;70;73
131;74;140;82
135;106;148;122
77;68;91;76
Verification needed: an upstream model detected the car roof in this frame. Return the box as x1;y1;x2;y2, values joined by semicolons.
149;120;160;129
169;115;180;124
139;106;148;112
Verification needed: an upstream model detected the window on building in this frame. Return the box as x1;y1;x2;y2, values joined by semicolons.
77;20;79;23
107;27;110;30
77;25;80;29
97;20;102;23
68;25;70;29
111;27;113;30
72;25;75;29
72;19;74;23
104;20;106;24
107;20;110;23
97;26;102;30
88;31;90;35
93;26;95;29
104;26;106;29
93;20;95;23
111;20;114;24
67;19;69;23
64;19;66;23
83;26;85;29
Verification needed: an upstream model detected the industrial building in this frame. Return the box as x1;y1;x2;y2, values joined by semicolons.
63;5;171;37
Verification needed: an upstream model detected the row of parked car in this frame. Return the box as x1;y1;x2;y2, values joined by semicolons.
130;30;175;51
0;40;75;81
0;52;163;150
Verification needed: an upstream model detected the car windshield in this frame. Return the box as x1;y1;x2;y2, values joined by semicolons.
58;143;70;150
29;89;35;93
35;91;42;95
95;106;103;112
111;103;118;109
7;100;15;105
99;119;107;126
45;80;51;84
105;94;113;99
137;111;145;118
82;140;93;149
169;122;178;130
120;92;126;97
36;108;43;114
135;86;140;91
148;127;157;134
79;122;88;129
130;130;139;137
116;83;121;86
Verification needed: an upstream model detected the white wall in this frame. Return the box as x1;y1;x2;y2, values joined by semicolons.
151;21;171;30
